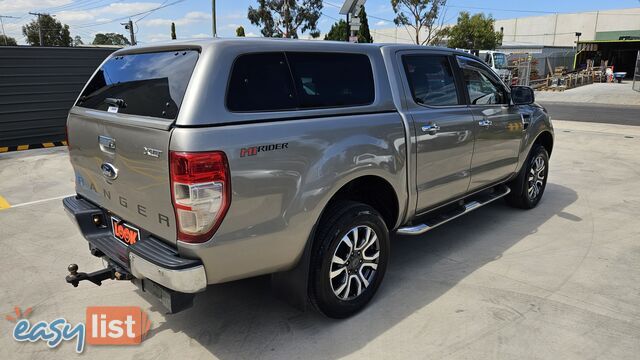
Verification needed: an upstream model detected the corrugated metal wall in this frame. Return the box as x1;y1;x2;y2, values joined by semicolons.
0;46;116;147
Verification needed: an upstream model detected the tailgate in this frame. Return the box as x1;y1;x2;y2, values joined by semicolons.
67;49;200;245
68;110;176;244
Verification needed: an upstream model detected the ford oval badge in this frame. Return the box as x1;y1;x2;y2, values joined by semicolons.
101;162;118;180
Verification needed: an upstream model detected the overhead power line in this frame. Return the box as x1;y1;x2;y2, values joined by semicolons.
39;0;105;13
57;0;116;13
321;12;340;22
72;0;185;28
135;0;170;24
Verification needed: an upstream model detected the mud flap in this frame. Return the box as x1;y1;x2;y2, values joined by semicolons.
270;225;316;312
132;278;196;314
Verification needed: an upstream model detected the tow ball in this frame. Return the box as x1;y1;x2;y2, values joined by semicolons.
65;263;132;287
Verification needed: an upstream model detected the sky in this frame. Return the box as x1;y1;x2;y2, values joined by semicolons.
1;0;639;45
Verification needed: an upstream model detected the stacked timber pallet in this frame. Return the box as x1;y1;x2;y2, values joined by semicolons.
536;68;596;92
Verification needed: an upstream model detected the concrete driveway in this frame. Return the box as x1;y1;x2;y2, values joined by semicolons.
535;81;640;106
536;81;640;126
1;120;639;359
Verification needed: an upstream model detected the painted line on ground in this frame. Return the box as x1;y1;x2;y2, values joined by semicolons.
0;141;68;153
0;195;10;210
5;194;74;209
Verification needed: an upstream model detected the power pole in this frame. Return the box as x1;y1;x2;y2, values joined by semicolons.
121;19;136;45
29;12;49;46
0;15;19;45
212;0;217;37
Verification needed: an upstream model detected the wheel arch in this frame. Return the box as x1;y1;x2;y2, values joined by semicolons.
271;174;400;311
320;175;400;232
534;130;554;156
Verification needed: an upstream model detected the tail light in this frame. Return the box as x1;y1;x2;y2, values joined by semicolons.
170;151;231;243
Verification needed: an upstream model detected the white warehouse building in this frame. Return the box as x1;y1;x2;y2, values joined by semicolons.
496;8;640;47
371;7;640;46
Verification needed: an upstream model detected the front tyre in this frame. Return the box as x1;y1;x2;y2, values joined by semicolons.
310;201;389;319
506;145;549;209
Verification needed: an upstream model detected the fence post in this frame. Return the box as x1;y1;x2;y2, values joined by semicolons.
633;50;640;92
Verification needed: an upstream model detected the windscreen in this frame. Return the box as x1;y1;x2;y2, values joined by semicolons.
493;53;508;69
76;50;199;120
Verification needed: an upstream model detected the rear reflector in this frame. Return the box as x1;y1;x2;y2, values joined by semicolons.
170;151;231;243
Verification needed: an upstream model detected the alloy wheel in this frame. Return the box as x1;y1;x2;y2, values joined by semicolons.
329;225;380;300
527;154;546;200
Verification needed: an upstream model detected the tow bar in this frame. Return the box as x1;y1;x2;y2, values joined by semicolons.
65;263;132;287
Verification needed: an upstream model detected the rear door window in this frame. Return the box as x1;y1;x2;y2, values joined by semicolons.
226;52;375;112
226;52;297;112
286;52;374;108
402;55;461;106
76;50;199;120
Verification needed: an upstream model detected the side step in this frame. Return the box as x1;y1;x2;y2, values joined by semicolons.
397;185;511;236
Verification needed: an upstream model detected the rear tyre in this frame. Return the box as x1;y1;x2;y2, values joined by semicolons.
506;145;549;209
310;201;389;319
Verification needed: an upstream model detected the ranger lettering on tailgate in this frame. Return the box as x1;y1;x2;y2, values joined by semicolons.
76;174;171;227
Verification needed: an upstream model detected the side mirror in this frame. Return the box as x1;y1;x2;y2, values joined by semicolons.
511;86;535;105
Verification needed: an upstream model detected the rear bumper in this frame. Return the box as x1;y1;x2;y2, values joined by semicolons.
63;196;207;293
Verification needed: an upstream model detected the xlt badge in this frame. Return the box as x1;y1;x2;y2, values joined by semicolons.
143;147;162;158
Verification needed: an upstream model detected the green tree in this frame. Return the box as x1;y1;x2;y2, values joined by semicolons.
357;5;373;43
0;34;18;46
236;26;246;37
22;14;71;46
73;35;83;46
171;22;177;40
248;0;322;38
324;19;348;41
391;0;447;45
92;33;131;46
445;11;502;50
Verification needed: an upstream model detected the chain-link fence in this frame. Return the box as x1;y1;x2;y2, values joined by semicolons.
507;54;533;86
543;51;576;75
508;51;576;82
633;51;640;92
516;61;531;86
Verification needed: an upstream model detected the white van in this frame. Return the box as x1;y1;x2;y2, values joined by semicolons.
479;50;511;81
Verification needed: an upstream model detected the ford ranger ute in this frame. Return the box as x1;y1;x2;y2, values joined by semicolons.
63;38;553;318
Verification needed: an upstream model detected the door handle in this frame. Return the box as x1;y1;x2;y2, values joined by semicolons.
98;135;116;153
478;119;493;127
421;123;441;135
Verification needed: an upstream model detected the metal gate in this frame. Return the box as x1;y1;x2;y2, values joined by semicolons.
0;46;116;147
633;50;640;92
516;61;531;86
